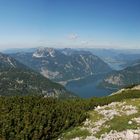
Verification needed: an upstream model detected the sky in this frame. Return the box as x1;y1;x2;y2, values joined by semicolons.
0;0;140;50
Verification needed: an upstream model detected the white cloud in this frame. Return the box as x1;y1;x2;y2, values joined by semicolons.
67;33;79;40
81;41;89;45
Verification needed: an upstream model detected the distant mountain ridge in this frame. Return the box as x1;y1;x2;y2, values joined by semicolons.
0;52;25;69
79;48;140;70
100;63;140;89
0;53;74;98
11;47;112;84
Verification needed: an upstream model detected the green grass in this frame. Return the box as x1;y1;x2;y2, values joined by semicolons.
57;89;140;139
95;114;139;138
95;98;140;138
62;97;140;139
125;98;140;108
61;127;91;140
88;110;103;123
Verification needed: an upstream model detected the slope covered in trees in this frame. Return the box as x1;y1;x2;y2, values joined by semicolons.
1;89;140;140
0;96;87;140
0;53;74;98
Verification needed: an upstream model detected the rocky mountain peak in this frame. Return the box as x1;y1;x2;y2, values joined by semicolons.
33;47;56;58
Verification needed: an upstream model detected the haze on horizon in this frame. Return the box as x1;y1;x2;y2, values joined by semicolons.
0;0;140;50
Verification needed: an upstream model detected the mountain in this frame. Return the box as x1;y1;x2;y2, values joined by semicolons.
120;59;140;68
0;52;25;69
10;47;112;84
79;48;140;70
99;64;140;89
2;47;37;54
0;53;74;98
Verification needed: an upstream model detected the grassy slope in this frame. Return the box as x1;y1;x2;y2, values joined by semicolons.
60;90;140;140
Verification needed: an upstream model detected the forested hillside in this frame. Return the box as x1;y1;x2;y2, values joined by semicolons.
0;53;74;98
1;88;140;140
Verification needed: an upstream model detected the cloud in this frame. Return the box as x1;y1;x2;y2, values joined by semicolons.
81;41;89;45
67;33;79;40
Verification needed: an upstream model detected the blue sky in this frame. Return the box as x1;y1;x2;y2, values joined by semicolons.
0;0;140;49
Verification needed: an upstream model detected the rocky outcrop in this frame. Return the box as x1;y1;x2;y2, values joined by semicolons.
62;98;140;140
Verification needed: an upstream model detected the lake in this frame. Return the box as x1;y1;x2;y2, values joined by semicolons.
65;74;116;98
66;82;115;98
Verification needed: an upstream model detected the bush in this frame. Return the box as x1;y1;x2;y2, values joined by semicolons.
0;89;140;139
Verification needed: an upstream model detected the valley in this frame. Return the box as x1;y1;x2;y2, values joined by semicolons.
0;47;140;140
3;47;140;98
1;0;140;139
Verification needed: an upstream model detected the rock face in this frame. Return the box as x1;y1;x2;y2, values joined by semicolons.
10;47;112;83
104;74;124;86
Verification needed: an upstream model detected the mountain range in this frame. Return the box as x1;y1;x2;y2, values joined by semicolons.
100;63;140;89
1;47;140;98
80;48;140;70
10;47;112;85
0;53;74;98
